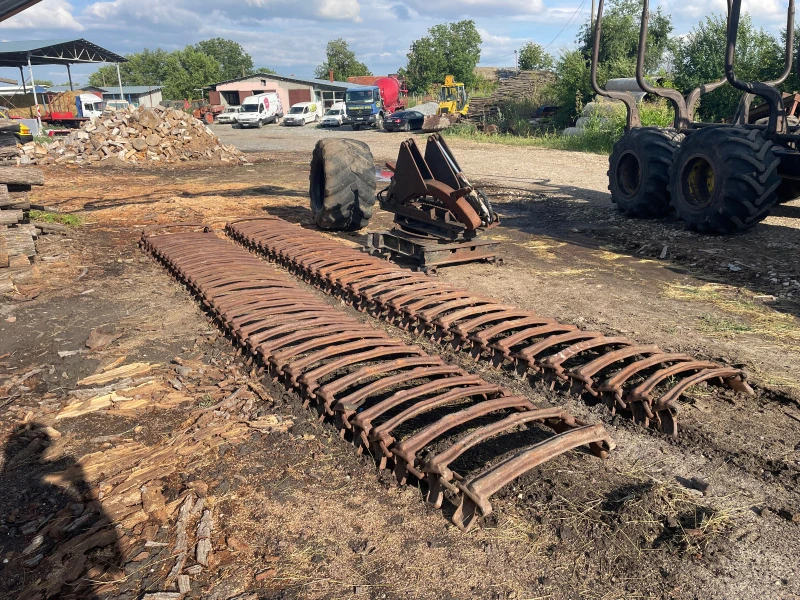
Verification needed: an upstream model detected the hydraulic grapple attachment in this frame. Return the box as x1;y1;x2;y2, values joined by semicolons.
367;133;501;273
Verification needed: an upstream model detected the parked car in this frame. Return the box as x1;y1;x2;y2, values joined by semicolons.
383;110;425;132
319;102;348;127
236;92;283;128
217;105;240;124
283;102;321;126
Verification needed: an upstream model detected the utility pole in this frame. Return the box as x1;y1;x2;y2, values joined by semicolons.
514;50;518;72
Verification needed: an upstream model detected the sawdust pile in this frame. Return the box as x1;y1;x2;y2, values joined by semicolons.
20;106;246;166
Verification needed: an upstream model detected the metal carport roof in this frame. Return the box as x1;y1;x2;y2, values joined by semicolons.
0;0;42;22
0;38;127;67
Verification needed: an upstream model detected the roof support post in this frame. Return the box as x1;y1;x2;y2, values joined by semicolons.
116;63;124;104
19;66;26;94
67;64;74;91
27;53;41;130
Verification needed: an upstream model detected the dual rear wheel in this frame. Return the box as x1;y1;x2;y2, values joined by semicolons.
609;125;783;234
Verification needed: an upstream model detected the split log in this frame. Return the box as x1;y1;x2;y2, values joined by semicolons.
0;184;7;204
0;209;23;225
0;166;44;186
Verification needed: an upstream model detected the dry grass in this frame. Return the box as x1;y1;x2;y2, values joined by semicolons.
662;282;800;342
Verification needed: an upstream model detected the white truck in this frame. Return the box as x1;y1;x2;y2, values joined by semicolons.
320;102;348;127
236;92;283;128
282;102;322;126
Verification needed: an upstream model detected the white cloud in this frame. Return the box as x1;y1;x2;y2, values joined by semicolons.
402;0;544;17
0;0;84;30
84;0;363;27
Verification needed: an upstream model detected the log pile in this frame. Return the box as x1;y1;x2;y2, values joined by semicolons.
0;166;56;294
467;70;556;121
18;106;246;166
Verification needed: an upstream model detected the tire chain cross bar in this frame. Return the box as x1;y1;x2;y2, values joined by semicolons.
225;216;755;438
140;223;614;532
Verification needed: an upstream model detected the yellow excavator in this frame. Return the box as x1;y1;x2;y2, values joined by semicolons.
437;75;469;117
422;75;470;132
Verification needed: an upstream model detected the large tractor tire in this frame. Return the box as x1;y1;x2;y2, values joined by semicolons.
608;127;681;218
669;126;781;234
309;138;376;231
776;179;800;204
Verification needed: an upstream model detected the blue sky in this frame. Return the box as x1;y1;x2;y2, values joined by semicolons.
0;0;790;87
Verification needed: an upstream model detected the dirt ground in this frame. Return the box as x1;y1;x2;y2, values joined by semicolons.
1;131;799;600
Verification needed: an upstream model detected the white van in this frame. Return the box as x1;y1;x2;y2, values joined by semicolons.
282;102;321;126
320;102;348;127
236;92;283;128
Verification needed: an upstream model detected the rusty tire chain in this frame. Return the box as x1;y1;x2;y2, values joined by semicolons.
225;217;755;438
139;223;614;532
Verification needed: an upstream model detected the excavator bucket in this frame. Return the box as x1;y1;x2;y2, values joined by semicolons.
422;114;457;132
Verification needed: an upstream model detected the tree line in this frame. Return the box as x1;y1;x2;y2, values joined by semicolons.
88;38;270;100
87;1;799;125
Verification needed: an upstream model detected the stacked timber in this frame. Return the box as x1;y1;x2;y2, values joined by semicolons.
18;106;245;166
0;166;45;293
467;70;556;122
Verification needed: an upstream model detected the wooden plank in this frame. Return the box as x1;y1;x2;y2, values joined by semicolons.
0;166;44;186
0;226;35;257
0;184;8;205
32;220;67;234
0;226;7;268
0;209;23;225
1;190;29;209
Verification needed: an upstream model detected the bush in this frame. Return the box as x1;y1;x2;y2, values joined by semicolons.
445;98;676;155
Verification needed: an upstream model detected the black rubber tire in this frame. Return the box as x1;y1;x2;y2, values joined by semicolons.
668;126;781;234
309;138;376;231
375;113;384;130
776;179;800;204
608;127;681;218
352;124;360;131
403;122;410;132
256;119;263;129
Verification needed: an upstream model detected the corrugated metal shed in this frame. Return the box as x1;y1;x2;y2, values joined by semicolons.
0;38;126;67
0;0;41;22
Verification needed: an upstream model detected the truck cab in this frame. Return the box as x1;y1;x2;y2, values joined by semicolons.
76;94;104;118
345;86;383;131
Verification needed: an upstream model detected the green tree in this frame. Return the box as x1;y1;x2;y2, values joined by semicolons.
87;46;223;100
577;0;672;75
518;42;553;71
405;20;482;93
548;0;673;125
314;39;371;80
195;38;254;80
32;79;53;87
87;65;117;88
672;13;782;121
254;66;277;74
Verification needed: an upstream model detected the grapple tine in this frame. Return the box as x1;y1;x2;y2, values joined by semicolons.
143;222;614;532
225;216;753;438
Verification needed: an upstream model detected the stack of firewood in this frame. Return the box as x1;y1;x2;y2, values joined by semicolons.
0;166;45;293
467;70;556;122
20;106;245;166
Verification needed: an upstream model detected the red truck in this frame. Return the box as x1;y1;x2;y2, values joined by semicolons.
345;75;407;130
